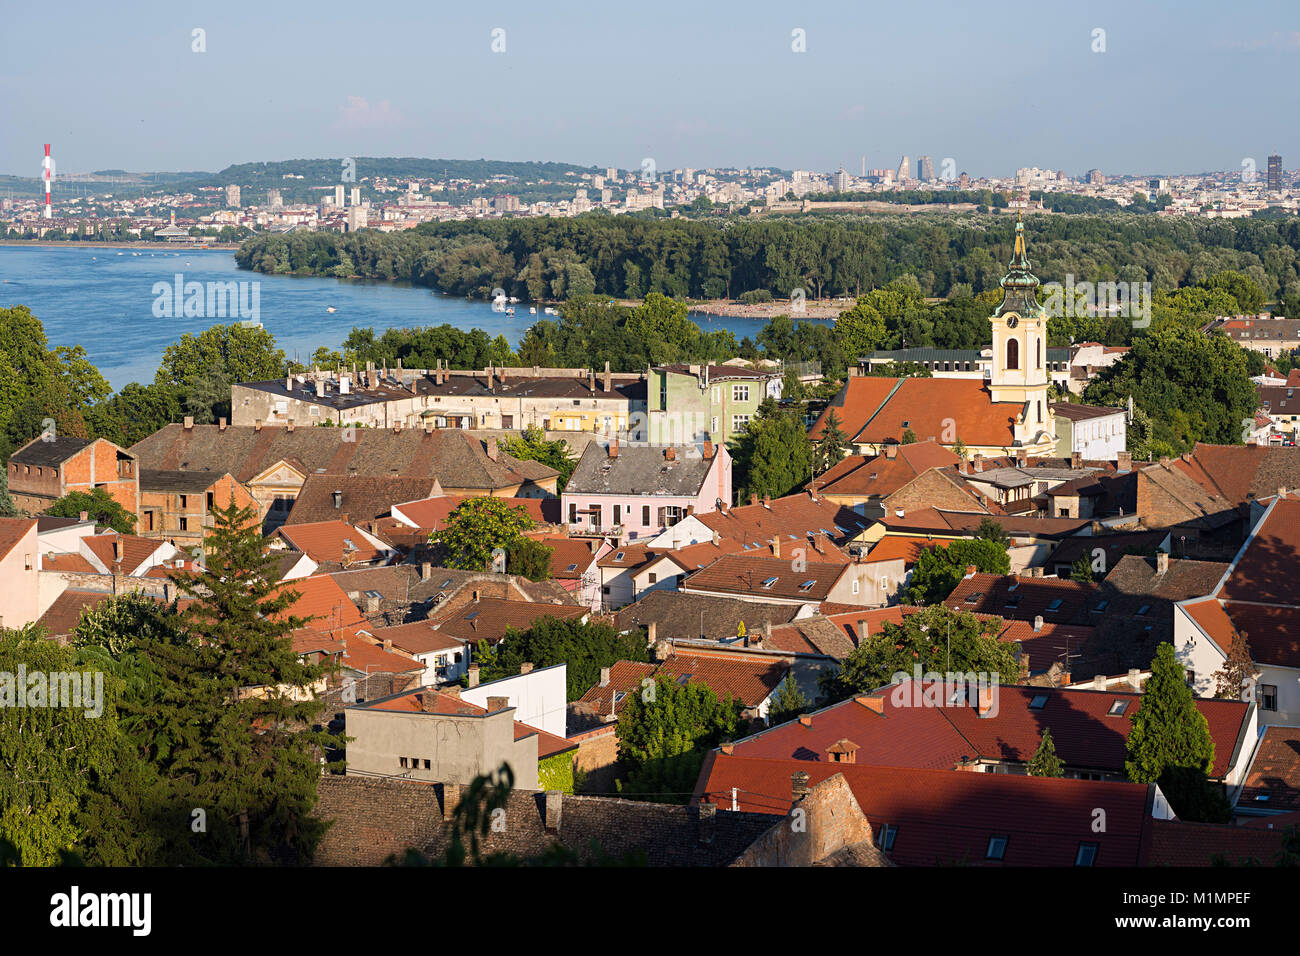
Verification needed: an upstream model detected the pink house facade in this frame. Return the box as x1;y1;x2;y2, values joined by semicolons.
0;518;40;630
562;441;732;541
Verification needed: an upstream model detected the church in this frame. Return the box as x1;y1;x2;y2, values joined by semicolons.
811;215;1058;459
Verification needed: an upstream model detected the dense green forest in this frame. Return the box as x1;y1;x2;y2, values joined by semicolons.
234;212;1300;314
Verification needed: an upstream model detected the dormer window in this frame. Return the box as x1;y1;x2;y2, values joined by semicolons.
1029;694;1048;710
1108;700;1129;717
986;836;1009;860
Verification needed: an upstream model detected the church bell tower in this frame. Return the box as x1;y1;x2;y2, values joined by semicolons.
989;214;1053;449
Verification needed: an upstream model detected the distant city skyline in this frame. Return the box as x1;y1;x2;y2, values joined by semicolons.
1;0;1296;179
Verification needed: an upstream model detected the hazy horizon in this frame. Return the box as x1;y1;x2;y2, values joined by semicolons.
1;0;1297;180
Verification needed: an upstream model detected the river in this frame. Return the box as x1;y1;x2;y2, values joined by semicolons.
0;245;822;390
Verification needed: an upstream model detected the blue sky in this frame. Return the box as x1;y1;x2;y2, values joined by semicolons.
0;0;1296;178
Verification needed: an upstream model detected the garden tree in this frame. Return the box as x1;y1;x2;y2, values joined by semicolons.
86;382;185;448
1211;629;1257;701
434;496;536;571
504;536;553;582
46;488;137;533
1083;327;1258;453
905;538;1011;605
900;429;918;444
975;517;1009;546
1201;270;1266;314
1126;643;1230;823
813;408;848;475
0;624;127;865
733;398;814;501
0;469;17;517
154;323;288;424
1071;555;1095;583
820;604;1018;701
500;426;576;493
616;676;743;804
833;299;887;358
473;617;650;700
164;495;334;864
1027;728;1064;777
624;293;705;365
0;306;101;457
767;679;810;725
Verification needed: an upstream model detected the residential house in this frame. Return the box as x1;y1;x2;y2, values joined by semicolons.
1051;403;1127;461
646;364;780;445
137;469;256;546
0;518;40;628
7;436;140;517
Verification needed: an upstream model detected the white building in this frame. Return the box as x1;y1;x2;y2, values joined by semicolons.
462;663;567;738
1051;403;1127;460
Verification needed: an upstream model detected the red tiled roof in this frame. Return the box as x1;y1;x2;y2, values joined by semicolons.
42;552;96;573
1148;819;1285;867
812;377;1024;448
428;597;588;645
530;535;598;578
271;574;366;631
1239;726;1300;812
696;753;1155;866
815;443;960;497
82;533;162;575
945;572;1098;622
274;521;388;566
694;493;870;548
576;660;658;716
367;621;467;656
393;495;560;529
725;684;1247;779
1220;498;1300;607
655;651;789;708
863;535;955;565
682;553;846;602
0;518;36;563
36;589;113;638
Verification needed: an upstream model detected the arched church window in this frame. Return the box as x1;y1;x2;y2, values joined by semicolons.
1006;337;1019;371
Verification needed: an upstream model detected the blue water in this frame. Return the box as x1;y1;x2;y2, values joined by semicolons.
0;245;804;391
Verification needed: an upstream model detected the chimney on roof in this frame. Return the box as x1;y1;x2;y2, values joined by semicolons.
316;379;325;399
1117;450;1131;472
791;771;811;802
1156;551;1169;574
113;538;123;563
856;619;867;644
467;664;480;688
798;713;813;727
442;782;460;821
485;437;499;461
664;447;676;461
959;458;969;475
588;367;596;392
762;495;771;509
368;595;383;616
603;360;611;393
218;417;227;431
770;537;781;558
1071;451;1083;469
1033;615;1043;632
472;589;480;602
420;561;432;581
286;374;293;392
703;440;714;460
420;690;440;713
255;420;263;431
750;493;759;506
78;510;88;522
599;666;611;688
975;686;996;716
487;695;510;712
884;445;898;460
608;438;619;459
520;662;534;675
1016;449;1027;467
1093;674;1107;691
1128;668;1142;692
964;564;978;577
287;419;295;433
973;453;984;473
183;416;194;430
647;621;657;645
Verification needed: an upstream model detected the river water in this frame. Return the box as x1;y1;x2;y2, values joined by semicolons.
0;245;810;390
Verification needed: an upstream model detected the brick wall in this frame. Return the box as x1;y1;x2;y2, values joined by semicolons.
731;773;883;867
887;469;987;515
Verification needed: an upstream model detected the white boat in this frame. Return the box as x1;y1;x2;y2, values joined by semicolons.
529;307;537;314
326;306;337;313
506;308;514;316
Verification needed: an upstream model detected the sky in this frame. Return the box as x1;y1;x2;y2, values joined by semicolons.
0;0;1297;180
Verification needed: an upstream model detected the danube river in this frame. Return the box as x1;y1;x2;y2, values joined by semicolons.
0;245;814;391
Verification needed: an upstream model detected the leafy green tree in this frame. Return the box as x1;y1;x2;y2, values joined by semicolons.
1212;629;1256;702
1071;555;1095;583
505;536;553;582
820;604;1017;701
46;488;136;533
1201;270;1265;314
1083;327;1257;453
0;624;130;865
477;617;650;700
434;496;536;571
733;398;814;500
1126;644;1229;823
900;429;918;445
1027;728;1064;777
616;676;742;803
500;426;576;493
86;382;185;447
767;679;810;725
154;323;288;424
975;517;1009;546
161;495;333;863
814;408;848;475
833;299;887;358
906;538;1010;605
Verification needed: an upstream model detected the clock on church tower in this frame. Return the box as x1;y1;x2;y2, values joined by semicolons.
989;214;1054;449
